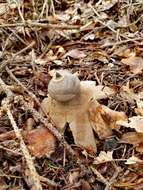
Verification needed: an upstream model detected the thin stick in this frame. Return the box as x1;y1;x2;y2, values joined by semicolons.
5;104;43;190
91;166;109;185
31;0;37;14
14;41;35;57
39;176;60;187
50;0;55;16
6;67;41;106
104;164;120;190
39;0;47;19
101;37;142;48
13;0;25;22
0;22;80;30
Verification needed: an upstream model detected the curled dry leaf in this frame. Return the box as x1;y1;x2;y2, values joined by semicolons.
120;85;136;104
55;46;65;58
0;178;7;190
120;132;143;145
25;127;56;158
120;132;143;153
68;171;79;184
120;85;143;115
117;116;143;133
89;103;127;139
64;49;86;59
121;55;143;74
136;144;143;153
93;50;109;63
40;70;127;153
135;107;143;116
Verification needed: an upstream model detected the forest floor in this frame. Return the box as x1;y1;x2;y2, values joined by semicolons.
0;0;143;190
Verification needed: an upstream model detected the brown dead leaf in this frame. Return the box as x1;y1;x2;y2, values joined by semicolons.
25;127;56;158
88;103;113;139
136;143;143;153
81;180;91;190
135;107;143;116
120;85;143;115
64;49;87;59
89;102;127;139
117;116;143;133
113;46;131;57
68;171;79;184
0;178;7;190
120;132;143;145
93;51;109;63
120;132;143;153
55;46;65;58
121;56;143;74
120;84;136;104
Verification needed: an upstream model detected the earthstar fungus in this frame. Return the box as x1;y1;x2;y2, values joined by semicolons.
41;70;127;153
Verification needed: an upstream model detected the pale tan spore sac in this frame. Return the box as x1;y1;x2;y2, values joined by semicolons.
41;70;127;153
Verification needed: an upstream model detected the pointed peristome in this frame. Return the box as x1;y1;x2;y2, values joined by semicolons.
55;72;62;80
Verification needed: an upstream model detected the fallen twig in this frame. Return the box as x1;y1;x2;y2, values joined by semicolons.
90;166;109;185
5;104;43;190
0;21;80;30
6;67;41;106
104;164;120;190
101;37;143;48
